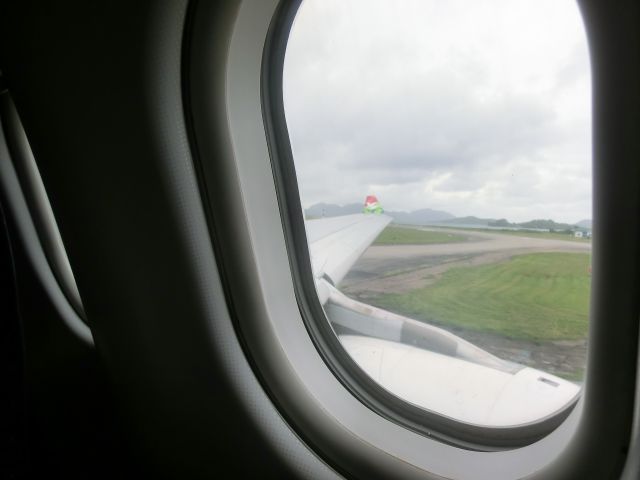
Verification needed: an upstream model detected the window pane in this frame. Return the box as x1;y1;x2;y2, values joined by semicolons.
284;0;591;427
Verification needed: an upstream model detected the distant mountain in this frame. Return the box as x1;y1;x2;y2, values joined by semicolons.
433;216;495;227
389;208;455;225
483;218;582;231
305;203;592;231
305;203;454;223
517;219;574;230
575;219;592;229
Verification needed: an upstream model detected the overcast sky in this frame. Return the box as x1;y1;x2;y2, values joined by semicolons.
283;0;592;223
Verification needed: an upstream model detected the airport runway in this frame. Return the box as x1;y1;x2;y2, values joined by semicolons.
363;227;590;259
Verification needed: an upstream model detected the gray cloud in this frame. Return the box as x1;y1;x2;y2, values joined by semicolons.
284;0;592;223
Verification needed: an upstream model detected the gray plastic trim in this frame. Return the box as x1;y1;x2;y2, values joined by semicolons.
187;0;639;478
0;93;86;321
0;93;93;345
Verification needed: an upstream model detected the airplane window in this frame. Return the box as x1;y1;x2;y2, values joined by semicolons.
283;0;591;428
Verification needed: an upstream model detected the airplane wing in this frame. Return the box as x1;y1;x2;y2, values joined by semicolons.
305;208;579;427
306;212;391;291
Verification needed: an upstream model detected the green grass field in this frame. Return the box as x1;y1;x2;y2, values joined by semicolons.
373;226;467;245
376;252;590;341
437;226;591;243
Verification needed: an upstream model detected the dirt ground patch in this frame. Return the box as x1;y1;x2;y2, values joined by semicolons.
423;322;586;381
343;250;523;295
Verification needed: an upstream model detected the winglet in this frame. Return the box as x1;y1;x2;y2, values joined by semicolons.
363;195;384;214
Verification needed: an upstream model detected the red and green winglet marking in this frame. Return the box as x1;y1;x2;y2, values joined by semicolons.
363;195;384;214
